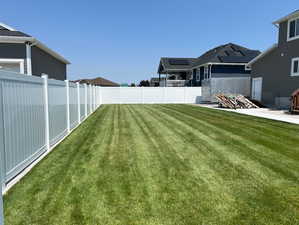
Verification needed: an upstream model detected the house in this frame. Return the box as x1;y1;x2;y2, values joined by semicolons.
191;43;260;102
0;22;70;80
247;10;299;109
75;77;120;87
157;58;197;87
157;43;260;103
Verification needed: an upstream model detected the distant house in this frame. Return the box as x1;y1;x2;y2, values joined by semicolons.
157;43;260;102
157;58;196;87
191;43;260;102
75;77;120;87
0;22;70;80
247;10;299;108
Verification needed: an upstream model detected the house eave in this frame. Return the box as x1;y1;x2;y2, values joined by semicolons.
0;36;70;64
273;11;299;25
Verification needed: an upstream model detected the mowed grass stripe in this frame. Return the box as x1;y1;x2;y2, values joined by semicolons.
157;105;299;175
4;104;299;225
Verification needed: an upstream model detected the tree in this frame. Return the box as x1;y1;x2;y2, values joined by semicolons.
130;83;136;87
139;80;150;87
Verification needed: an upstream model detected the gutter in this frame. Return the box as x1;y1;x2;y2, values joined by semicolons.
0;36;70;64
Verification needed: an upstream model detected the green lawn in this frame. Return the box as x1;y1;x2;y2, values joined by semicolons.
4;104;299;225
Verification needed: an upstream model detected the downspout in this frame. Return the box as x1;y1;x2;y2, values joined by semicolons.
25;41;36;75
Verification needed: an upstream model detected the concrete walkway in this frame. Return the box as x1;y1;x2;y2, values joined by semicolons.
194;104;299;125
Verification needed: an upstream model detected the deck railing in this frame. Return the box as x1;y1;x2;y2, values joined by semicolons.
159;79;188;87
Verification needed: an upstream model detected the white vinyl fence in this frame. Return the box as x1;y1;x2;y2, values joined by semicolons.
0;71;101;192
100;87;202;104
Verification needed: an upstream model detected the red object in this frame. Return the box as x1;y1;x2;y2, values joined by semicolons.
291;89;299;112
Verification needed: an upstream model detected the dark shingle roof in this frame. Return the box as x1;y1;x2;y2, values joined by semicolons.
158;57;197;73
0;30;31;37
157;43;261;73
192;43;261;67
75;77;120;87
0;24;31;37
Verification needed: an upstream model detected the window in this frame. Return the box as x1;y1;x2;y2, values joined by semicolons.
288;18;299;41
291;58;299;76
0;59;24;74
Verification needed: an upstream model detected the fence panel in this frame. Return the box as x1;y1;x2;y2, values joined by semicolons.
48;79;67;146
100;87;202;104
101;87;121;104
165;87;185;103
143;87;165;103
0;71;46;183
69;82;79;129
87;85;91;114
120;87;143;104
80;84;85;121
185;87;202;103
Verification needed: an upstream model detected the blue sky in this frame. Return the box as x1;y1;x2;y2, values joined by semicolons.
1;0;297;84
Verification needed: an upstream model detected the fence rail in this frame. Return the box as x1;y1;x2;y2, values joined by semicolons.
0;71;202;224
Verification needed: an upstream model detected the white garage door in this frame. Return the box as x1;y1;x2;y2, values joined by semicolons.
252;77;262;101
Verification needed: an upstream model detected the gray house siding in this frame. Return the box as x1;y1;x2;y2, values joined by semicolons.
0;43;26;58
251;20;299;108
0;43;28;73
31;46;67;80
211;65;250;74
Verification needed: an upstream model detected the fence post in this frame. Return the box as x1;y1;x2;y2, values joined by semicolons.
65;80;70;133
0;184;3;225
0;110;4;225
184;86;187;104
77;82;81;124
99;86;102;105
164;87;167;104
42;75;50;152
96;87;98;108
0;82;6;192
84;84;87;118
142;86;144;104
96;87;99;108
92;86;96;111
90;85;94;112
90;85;92;112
